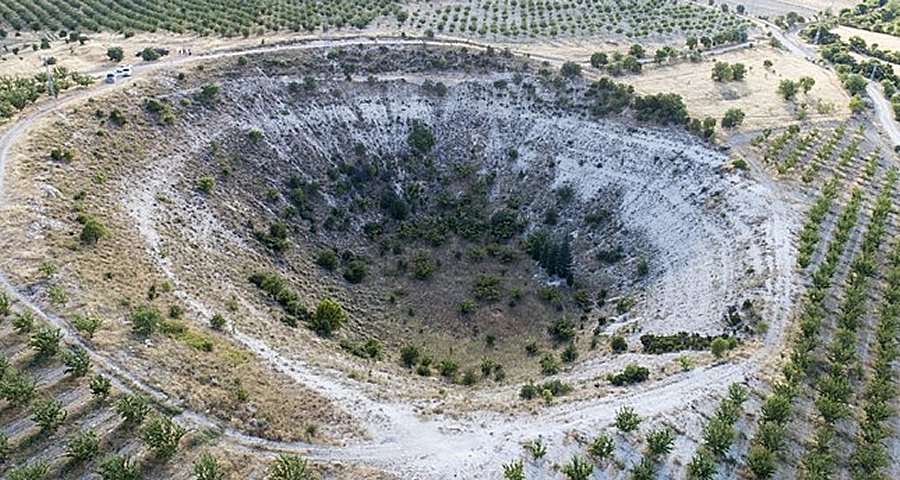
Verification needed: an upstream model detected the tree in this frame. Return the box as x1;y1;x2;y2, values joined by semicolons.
32;396;67;433
622;55;642;74
778;79;799;101
1;369;36;407
8;462;49;480
732;63;747;80
62;345;91;377
634;93;688;125
614;406;641;432
843;74;868;95
646;428;675;456
721;108;746;128
588;432;615;461
712;62;734;82
501;459;524;480
193;452;225;480
115;392;149;425
629;43;646;58
746;444;776;479
268;454;311;480
140;47;161;61
80;216;108;245
90;374;112;399
590;51;608;68
29;326;62;358
631;457;656;480
561;455;593;480
97;454;140;480
703;416;735;456
687;447;716;480
560;61;582;79
131;305;161;335
13;310;35;334
141;415;186;459
107;47;124;62
309;297;346;337
798;76;816;93
66;429;101;464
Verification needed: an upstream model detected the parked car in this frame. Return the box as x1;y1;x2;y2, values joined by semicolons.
105;72;116;84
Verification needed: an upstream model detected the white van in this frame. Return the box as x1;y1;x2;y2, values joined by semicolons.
122;65;133;77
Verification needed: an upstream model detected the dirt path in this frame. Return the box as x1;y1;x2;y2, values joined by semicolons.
0;35;802;478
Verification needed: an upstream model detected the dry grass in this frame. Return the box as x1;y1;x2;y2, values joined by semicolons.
0;94;362;442
626;44;851;131
833;25;900;52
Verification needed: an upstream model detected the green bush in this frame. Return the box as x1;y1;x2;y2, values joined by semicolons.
722;108;746;128
611;336;628;353
309;298;346;337
315;249;338;270
547;318;576;343
407;120;435;154
343;260;367;284
438;359;459;379
539;353;560;375
131;305;162;335
412;251;436;280
107;46;124;61
608;363;649;386
400;345;420;368
210;313;226;330
634;92;688;125
473;273;502;301
79;216;108;245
